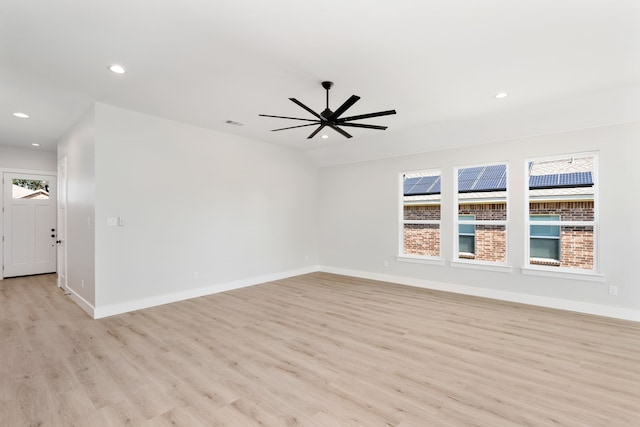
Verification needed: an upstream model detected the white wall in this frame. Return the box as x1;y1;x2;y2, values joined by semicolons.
56;107;96;308
0;145;57;171
319;122;640;319
93;104;318;314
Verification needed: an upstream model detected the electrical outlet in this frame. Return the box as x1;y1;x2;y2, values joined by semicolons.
81;279;85;288
194;272;199;280
383;260;389;267
608;285;618;296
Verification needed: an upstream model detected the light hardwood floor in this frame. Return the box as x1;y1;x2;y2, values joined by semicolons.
1;272;639;426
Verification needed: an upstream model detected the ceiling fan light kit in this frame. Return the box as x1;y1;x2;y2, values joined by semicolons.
259;81;396;139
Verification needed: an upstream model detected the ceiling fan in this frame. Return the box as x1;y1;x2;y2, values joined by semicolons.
259;81;397;139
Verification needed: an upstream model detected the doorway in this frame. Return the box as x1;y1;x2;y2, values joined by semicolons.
2;172;57;278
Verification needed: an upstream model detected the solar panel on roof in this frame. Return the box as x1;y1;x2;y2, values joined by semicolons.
474;178;503;191
403;175;441;196
410;183;431;193
458;180;476;192
530;175;556;187
457;165;507;193
575;172;593;186
529;172;593;189
458;167;483;179
418;176;437;185
479;165;506;179
403;177;420;194
430;178;441;194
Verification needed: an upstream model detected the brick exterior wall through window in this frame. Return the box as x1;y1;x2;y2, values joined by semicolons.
403;201;594;268
458;203;507;262
403;205;440;256
531;201;594;269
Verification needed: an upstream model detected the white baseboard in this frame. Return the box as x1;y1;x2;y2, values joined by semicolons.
92;266;319;319
319;266;640;323
74;263;638;323
66;286;96;318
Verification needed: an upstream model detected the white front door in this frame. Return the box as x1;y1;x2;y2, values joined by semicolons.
3;173;57;278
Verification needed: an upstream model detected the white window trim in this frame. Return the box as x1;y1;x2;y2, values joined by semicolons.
451;259;513;273
453;162;510;267
521;266;605;282
524;152;601;277
399;169;443;261
396;255;446;266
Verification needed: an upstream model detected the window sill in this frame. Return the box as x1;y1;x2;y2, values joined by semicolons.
450;260;513;273
521;266;605;282
530;258;561;267
396;255;445;266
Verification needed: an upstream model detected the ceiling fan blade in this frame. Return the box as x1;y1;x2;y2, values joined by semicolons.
259;114;319;123
307;123;326;139
338;122;388;130
336;109;397;122
328;95;360;121
329;124;353;139
289;98;322;119
271;123;321;132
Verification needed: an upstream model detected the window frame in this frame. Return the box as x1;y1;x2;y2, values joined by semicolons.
529;214;561;262
523;152;601;277
398;169;443;264
458;214;476;257
453;162;510;267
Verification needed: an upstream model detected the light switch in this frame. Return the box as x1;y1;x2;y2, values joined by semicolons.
106;216;117;227
118;216;125;226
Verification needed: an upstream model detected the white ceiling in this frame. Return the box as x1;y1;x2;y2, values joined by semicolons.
1;0;639;158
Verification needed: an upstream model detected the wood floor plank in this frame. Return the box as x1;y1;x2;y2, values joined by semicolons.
1;272;639;426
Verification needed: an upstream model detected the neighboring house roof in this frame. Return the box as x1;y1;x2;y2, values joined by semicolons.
529;156;593;175
12;184;50;199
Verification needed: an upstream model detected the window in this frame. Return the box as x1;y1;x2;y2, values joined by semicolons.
530;215;560;263
12;179;50;200
458;215;475;257
455;163;508;263
526;153;597;271
400;169;441;258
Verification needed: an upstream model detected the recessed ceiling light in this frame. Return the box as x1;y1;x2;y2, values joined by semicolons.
109;64;126;74
31;143;41;147
321;134;329;139
495;92;508;99
13;112;30;118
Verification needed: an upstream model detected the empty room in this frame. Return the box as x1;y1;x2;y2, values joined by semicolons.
1;1;639;426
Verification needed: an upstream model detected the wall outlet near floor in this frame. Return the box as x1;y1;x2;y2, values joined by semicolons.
81;279;85;288
383;260;389;267
608;285;618;296
193;272;199;280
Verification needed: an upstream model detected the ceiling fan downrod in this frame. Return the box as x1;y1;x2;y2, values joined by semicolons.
321;81;333;119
